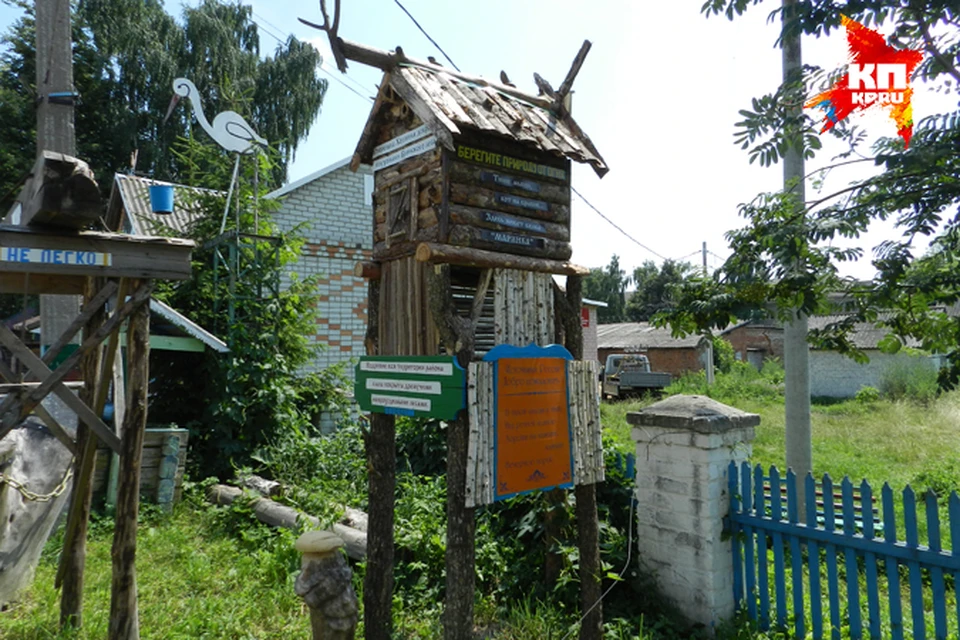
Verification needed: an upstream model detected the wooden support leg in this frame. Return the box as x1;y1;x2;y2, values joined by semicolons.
59;278;105;630
563;275;603;640
363;413;395;640
443;406;476;640
109;286;150;640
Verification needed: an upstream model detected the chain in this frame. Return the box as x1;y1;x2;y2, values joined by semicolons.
0;467;73;503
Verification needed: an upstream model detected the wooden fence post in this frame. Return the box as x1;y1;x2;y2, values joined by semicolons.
109;282;150;640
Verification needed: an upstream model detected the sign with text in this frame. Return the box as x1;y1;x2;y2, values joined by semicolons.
355;356;465;419
0;246;112;267
456;144;567;182
484;344;574;500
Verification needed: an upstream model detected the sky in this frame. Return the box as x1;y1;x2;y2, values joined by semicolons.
1;0;954;282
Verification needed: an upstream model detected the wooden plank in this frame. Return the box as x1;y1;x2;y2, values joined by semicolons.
45;280;118;366
755;465;770;630
731;464;744;614
744;465;759;624
903;487;925;639
0;224;194;281
450;183;569;223
822;474;841;639
448;161;570;205
387;71;457;151
861;481;881;640
447;224;571;261
840;479;862;638
786;471;805;639
805;473;822;639
449;204;569;242
0;272;85;294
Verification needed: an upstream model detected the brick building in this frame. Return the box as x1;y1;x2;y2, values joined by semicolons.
265;158;373;378
580;298;607;363
721;319;784;369
596;322;710;379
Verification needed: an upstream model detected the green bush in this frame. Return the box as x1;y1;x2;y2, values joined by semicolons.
712;336;736;374
854;386;881;403
879;355;940;404
665;358;785;404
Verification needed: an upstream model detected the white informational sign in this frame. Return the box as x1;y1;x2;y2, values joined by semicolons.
0;246;112;267
359;360;453;376
373;124;431;158
372;137;437;171
370;394;432;412
366;379;442;394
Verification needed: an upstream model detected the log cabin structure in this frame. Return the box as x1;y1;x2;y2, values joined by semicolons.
311;20;611;637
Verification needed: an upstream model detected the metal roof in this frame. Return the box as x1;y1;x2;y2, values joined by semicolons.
356;65;608;177
110;174;216;237
150;299;228;353
808;314;923;350
596;323;708;350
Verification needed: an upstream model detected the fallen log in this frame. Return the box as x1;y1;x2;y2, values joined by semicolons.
237;474;369;533
207;484;366;560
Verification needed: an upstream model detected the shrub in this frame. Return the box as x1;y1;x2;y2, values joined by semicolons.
854;386;881;403
879;354;939;404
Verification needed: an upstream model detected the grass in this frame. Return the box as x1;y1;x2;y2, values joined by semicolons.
5;372;960;640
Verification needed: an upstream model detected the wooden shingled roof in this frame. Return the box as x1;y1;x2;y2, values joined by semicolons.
352;61;608;178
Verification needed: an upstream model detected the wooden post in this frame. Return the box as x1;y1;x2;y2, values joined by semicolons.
564;275;603;640
58;277;104;630
362;271;395;640
364;413;395;640
427;264;477;640
109;281;151;640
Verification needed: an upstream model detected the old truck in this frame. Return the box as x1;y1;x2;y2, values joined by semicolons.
601;353;672;400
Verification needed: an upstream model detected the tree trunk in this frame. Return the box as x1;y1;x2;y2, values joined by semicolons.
443;405;476;640
58;278;104;630
108;285;150;640
563;275;603;640
364;413;396;640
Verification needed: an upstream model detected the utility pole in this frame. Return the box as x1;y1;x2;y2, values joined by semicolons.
702;241;708;276
35;0;81;363
34;0;86;630
781;0;812;514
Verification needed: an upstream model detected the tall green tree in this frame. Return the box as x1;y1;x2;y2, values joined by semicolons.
626;259;695;322
662;1;960;388
583;254;630;323
0;0;327;205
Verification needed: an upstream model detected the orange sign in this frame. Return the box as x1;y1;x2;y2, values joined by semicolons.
494;357;573;499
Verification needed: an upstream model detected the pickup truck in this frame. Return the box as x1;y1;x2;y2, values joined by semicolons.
601;353;672;400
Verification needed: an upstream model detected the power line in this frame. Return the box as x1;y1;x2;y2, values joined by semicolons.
392;0;461;71
249;12;374;105
571;186;669;262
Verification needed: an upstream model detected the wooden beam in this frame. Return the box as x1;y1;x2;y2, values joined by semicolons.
19;151;101;229
0;324;121;453
354;261;381;279
556;40;592;101
415;242;588;276
0;272;85;294
109;285;150;640
43;279;118;366
0;224;194;281
0;360;76;455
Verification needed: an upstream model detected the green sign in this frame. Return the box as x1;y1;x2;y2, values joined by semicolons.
355;356;466;420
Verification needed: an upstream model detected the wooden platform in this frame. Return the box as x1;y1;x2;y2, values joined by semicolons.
0;224;194;294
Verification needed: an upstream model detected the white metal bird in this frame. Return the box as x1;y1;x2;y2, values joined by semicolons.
163;77;267;154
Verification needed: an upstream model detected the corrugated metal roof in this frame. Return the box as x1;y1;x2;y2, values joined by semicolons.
150;299;228;353
808;314;922;350
112;174;217;237
358;65;608;177
597;323;707;350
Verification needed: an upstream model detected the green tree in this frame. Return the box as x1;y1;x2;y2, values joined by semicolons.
0;0;327;204
626;259;695;322
583;254;630;323
150;137;348;478
662;1;960;389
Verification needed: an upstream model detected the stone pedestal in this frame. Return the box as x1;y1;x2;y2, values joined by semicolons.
627;394;758;631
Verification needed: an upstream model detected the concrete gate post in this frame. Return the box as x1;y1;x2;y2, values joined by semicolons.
627;395;758;631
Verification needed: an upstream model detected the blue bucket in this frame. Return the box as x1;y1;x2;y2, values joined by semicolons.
148;184;174;214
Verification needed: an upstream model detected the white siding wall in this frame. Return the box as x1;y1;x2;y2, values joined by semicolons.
272;164;373;381
809;350;937;398
583;306;599;363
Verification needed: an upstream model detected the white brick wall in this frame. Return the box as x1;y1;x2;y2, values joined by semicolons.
809;350;937;398
583;306;599;363
272;163;373;381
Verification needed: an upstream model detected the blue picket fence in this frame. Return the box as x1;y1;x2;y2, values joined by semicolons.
728;462;960;639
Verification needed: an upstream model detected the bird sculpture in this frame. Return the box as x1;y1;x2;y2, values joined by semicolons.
163;77;267;154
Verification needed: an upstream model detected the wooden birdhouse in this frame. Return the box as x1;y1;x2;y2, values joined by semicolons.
351;50;608;357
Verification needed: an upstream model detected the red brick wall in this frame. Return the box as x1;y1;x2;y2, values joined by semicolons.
723;325;784;362
597;346;704;379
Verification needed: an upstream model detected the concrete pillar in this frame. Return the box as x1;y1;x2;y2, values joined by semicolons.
627;395;758;631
